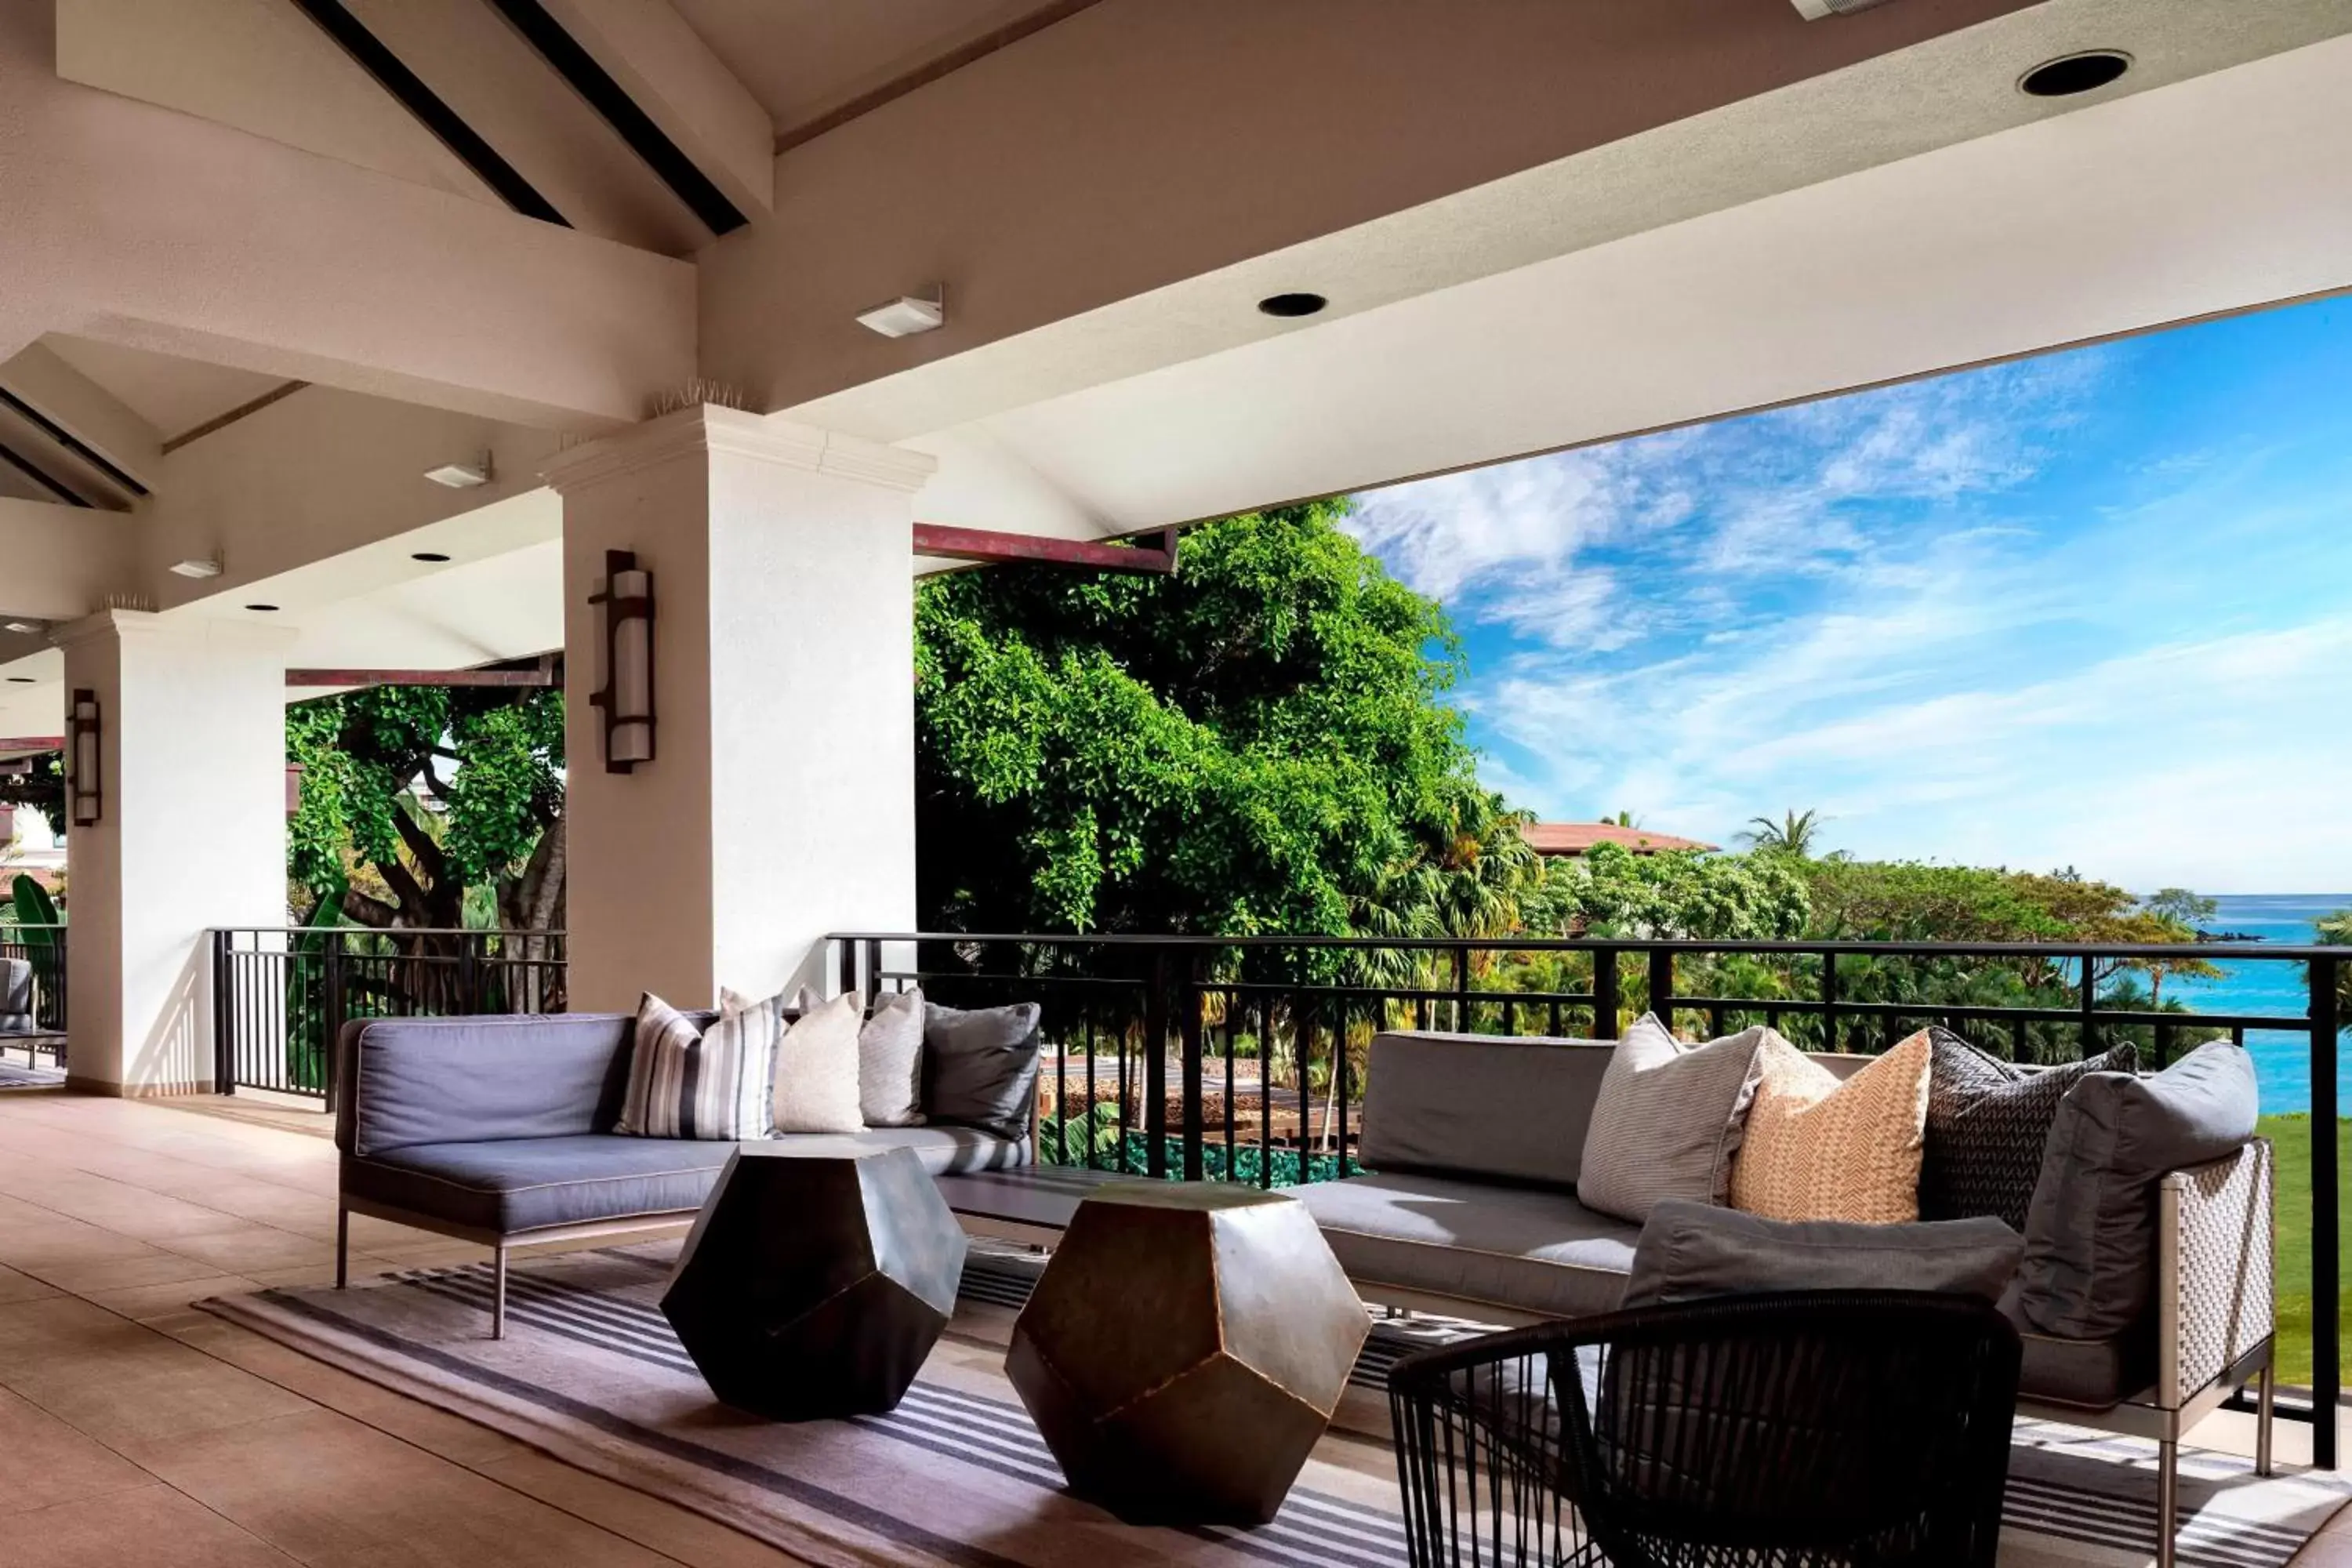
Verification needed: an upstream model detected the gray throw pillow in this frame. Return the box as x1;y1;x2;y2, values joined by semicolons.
2016;1041;2259;1339
858;987;927;1128
1623;1198;2023;1309
1576;1014;1769;1224
1922;1029;2136;1232
923;1000;1044;1140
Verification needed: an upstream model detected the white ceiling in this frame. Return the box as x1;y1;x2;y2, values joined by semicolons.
41;336;287;447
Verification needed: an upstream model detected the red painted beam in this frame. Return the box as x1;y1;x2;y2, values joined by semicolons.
0;737;63;752
913;523;1178;575
286;666;558;689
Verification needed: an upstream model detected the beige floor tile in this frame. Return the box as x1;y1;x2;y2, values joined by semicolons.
0;1483;299;1566
85;1272;260;1321
124;1406;680;1567
476;1449;812;1568
29;1245;238;1294
0;1294;313;1445
0;1214;169;1272
0;1384;155;1518
162;1222;346;1276
0;1259;60;1304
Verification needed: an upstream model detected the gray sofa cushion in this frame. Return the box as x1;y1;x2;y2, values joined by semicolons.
1621;1198;2023;1309
347;1126;1030;1235
1923;1029;2136;1232
1292;1171;1639;1319
1359;1032;1613;1190
2000;1284;2152;1410
923;1001;1044;1139
1577;1015;1769;1222
336;1011;711;1158
2017;1042;2260;1339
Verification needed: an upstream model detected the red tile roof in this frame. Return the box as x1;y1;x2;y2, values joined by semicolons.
1524;822;1718;856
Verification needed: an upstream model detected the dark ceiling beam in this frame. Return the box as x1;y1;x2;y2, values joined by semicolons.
0;440;89;508
913;522;1178;575
287;655;561;689
0;388;147;497
161;382;310;456
481;0;746;236
287;0;569;227
774;0;1106;154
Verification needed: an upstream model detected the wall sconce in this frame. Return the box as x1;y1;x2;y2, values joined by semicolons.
589;550;655;772
68;688;101;826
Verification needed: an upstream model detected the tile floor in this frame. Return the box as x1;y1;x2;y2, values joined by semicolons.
0;1089;809;1567
0;1087;2344;1566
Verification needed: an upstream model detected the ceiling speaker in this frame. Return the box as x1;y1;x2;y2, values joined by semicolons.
1791;0;1901;16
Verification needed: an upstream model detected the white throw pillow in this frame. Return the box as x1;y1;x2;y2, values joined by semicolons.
772;991;866;1134
858;987;927;1127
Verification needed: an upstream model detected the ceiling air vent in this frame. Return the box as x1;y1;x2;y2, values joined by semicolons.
1791;0;1901;16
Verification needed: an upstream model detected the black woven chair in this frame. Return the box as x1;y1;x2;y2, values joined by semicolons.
1389;1290;2022;1568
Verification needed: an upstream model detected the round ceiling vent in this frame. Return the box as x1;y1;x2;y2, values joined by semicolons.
2020;50;2132;98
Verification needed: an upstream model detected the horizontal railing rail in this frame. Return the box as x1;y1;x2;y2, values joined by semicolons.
211;927;565;1103
0;923;68;1068
830;929;2350;1465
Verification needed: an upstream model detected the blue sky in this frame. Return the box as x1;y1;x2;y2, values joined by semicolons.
1346;296;2352;895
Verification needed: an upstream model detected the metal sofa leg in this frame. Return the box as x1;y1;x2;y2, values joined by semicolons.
335;1207;348;1290
2256;1363;2276;1477
2157;1438;2179;1568
492;1244;509;1341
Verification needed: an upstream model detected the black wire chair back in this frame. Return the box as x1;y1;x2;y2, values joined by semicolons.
1388;1290;2022;1568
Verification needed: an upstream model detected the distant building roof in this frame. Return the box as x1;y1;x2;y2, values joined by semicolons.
1525;822;1717;857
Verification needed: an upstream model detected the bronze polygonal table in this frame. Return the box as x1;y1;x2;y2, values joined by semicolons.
1005;1181;1370;1524
663;1141;967;1421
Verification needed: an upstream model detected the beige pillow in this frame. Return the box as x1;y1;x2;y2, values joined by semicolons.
772;991;865;1134
1730;1031;1932;1223
858;987;927;1128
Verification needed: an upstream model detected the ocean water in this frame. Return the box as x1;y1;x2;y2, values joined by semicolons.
2169;893;2352;1116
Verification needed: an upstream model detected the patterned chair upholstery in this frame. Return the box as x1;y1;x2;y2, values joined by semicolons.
0;956;34;1035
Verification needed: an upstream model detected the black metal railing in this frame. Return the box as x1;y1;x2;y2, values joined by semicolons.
831;930;2350;1461
211;927;565;1102
0;923;67;1066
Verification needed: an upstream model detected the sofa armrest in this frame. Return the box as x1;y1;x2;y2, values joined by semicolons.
2158;1138;2274;1408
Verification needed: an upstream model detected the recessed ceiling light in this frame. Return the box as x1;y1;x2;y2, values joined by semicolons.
1258;292;1328;318
5;676;33;684
169;557;223;579
411;551;452;563
423;455;492;488
2020;50;2132;97
245;603;280;613
855;287;946;338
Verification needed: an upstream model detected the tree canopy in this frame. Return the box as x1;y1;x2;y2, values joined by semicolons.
286;684;564;931
913;500;1536;937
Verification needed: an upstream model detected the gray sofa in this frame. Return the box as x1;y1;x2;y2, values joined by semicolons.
1293;1029;2276;1568
333;1011;1032;1335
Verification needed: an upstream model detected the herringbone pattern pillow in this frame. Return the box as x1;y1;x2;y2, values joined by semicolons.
1576;1014;1773;1224
1730;1031;1932;1224
1922;1029;2135;1232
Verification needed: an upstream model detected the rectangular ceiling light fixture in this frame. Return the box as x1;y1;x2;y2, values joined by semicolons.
1791;0;1900;15
424;453;493;488
856;287;946;338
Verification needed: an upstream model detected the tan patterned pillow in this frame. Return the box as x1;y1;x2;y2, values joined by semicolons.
1730;1030;1933;1223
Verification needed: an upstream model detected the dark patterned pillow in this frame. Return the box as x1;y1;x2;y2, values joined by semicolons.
1920;1028;2136;1231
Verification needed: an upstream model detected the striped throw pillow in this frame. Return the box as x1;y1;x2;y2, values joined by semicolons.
614;990;779;1140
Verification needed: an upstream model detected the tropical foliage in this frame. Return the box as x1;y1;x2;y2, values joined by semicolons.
286;684;564;932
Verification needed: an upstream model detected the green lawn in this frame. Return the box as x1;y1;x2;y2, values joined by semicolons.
2258;1113;2346;1387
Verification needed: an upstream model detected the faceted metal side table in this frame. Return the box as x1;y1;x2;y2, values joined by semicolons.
663;1141;967;1421
1006;1181;1370;1524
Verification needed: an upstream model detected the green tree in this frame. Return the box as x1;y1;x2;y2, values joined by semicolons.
1739;808;1827;858
913;500;1536;938
286;684;564;931
2318;909;2352;1018
1530;842;1809;942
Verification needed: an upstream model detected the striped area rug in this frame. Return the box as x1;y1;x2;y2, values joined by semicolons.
199;1244;2350;1568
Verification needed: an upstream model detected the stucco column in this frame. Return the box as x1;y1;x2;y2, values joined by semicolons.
52;611;292;1094
547;407;934;1013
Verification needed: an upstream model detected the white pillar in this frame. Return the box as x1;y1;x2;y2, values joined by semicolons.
53;611;291;1094
548;407;934;1014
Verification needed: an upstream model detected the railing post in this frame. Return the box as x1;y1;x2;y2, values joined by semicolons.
1647;947;1673;1036
1143;947;1170;1180
2314;954;2340;1470
1178;951;1204;1182
211;931;234;1095
1593;948;1621;1040
1821;949;1839;1054
323;933;345;1112
2079;952;2099;1059
1452;946;1470;1033
836;938;857;1000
